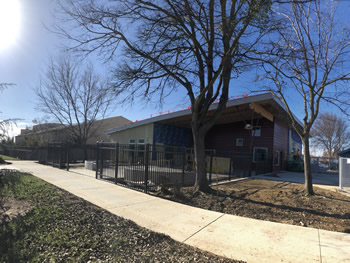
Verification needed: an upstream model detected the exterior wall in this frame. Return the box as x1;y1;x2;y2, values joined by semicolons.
205;118;274;155
272;119;289;171
15;116;130;146
15;127;71;146
153;123;192;147
288;128;303;160
87;116;130;143
109;123;154;144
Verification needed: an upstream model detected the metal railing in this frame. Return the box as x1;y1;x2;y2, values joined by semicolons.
38;143;97;170
95;143;257;193
95;143;195;193
0;146;42;160
310;157;339;173
11;142;269;194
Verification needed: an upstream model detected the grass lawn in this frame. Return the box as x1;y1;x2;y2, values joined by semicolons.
0;171;241;263
157;179;350;233
0;154;18;160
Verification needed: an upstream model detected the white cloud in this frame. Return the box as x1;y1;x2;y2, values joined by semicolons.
1;121;32;138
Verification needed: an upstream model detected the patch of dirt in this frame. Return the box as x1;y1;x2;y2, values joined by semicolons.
156;179;350;233
0;197;32;224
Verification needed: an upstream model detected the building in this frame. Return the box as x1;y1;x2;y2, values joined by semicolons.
106;93;302;174
15;116;130;146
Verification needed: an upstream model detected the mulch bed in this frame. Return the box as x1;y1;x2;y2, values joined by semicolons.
0;172;242;262
156;179;350;233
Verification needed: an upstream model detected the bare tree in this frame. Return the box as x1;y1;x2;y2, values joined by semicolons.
0;83;14;91
56;0;278;192
0;84;17;141
36;54;116;145
0;119;12;141
311;113;350;161
256;0;350;195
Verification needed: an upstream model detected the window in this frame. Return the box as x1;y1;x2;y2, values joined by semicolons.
128;139;136;162
253;147;268;162
252;127;261;136
274;151;280;166
236;138;244;147
137;138;145;160
137;138;145;151
129;139;136;150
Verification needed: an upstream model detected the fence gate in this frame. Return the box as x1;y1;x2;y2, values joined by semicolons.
339;157;350;193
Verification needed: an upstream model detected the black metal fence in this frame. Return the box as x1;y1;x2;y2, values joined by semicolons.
310;157;339;174
207;151;253;182
94;143;265;193
2;142;273;193
0;146;42;160
37;143;97;169
95;143;196;192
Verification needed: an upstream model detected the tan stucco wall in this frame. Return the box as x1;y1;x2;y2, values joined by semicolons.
109;123;154;144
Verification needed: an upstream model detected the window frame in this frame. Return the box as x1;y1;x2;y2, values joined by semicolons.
274;151;280;166
252;126;261;137
236;138;244;147
253;147;268;163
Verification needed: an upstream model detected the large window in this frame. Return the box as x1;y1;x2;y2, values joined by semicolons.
253;147;268;162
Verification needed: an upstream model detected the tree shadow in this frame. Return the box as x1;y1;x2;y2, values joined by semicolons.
225;191;350;221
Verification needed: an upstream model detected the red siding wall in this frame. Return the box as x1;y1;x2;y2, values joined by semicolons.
272;119;289;171
205;118;274;155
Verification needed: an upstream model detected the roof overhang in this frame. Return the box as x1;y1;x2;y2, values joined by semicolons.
106;93;303;134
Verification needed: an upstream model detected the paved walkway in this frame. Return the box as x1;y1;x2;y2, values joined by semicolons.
4;161;350;263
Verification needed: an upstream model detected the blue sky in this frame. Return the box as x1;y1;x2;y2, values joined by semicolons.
0;0;348;139
0;1;185;130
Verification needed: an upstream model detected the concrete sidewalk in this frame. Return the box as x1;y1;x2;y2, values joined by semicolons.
5;161;350;263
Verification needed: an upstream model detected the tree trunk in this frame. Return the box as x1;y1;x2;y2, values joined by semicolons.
328;151;332;167
192;129;211;193
302;136;314;195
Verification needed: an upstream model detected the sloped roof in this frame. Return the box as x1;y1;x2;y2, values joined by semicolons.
106;93;303;134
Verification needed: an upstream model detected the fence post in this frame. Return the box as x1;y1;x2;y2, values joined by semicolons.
182;148;186;185
100;143;104;179
66;142;70;171
114;143;119;184
229;155;232;181
144;144;150;193
58;143;62;169
46;144;49;165
95;142;99;179
209;153;213;184
38;147;41;163
51;144;54;167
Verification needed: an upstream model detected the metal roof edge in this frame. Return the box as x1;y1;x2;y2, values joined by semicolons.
106;93;304;134
106;93;275;134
